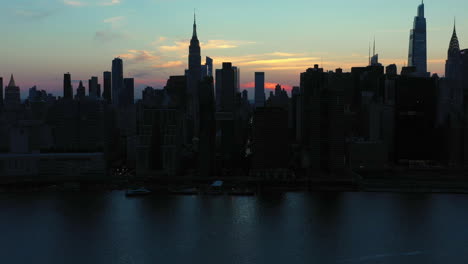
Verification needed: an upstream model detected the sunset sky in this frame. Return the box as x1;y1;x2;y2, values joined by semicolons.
0;0;467;98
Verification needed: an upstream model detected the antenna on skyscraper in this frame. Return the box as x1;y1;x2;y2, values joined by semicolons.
368;42;371;66
373;36;376;56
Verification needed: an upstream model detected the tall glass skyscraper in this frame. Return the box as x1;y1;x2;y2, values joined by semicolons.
255;72;266;108
408;1;428;76
112;58;124;106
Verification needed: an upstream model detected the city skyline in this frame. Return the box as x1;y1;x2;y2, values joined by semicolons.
0;0;467;98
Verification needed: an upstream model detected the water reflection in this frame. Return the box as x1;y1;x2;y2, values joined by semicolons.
1;192;468;264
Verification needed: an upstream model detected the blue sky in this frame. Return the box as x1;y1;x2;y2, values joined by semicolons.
0;0;466;98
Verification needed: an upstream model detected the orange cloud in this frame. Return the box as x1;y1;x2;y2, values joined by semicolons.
159;39;255;53
152;61;184;68
118;50;159;62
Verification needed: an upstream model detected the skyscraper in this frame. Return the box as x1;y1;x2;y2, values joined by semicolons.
112;58;124;106
4;75;21;108
233;66;240;93
123;78;135;106
408;1;428;76
255;72;266;108
76;81;86;100
63;73;73;100
206;57;213;77
186;13;202;137
0;77;3;108
218;62;236;112
103;71;112;103
201;56;213;78
88;76;99;98
445;22;461;80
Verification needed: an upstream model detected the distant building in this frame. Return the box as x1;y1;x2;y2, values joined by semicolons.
445;23;462;81
217;62;236;112
201;56;213;78
0;77;3;108
186;13;202;138
63;73;73;100
299;66;345;173
408;1;428;76
386;64;398;77
112;58;124;106
123;78;135;106
103;71;112;103
233;66;240;93
4;75;21;109
198;76;216;177
88;76;99;98
255;72;266;108
75;81;86;100
394;76;440;163
251;107;289;174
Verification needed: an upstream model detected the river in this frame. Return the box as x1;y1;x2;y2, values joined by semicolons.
1;191;467;263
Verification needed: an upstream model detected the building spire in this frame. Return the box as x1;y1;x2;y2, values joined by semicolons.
373;36;376;56
8;74;16;87
368;42;371;66
454;16;456;33
448;18;460;55
192;9;197;38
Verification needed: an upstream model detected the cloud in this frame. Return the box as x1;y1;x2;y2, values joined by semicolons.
63;0;86;7
203;40;255;49
63;0;121;7
266;52;305;57
94;29;126;42
104;16;125;24
159;41;187;52
158;39;255;53
103;16;125;28
152;36;168;45
99;0;121;6
242;57;319;66
152;61;184;68
118;50;160;62
15;9;55;21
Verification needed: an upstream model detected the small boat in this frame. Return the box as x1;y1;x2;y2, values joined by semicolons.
125;188;152;197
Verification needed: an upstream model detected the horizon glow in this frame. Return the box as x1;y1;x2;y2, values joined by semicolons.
0;0;467;98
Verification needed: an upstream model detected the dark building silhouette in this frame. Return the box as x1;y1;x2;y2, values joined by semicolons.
386;64;398;77
266;84;289;110
123;78;135;106
251;107;289;174
445;23;462;81
408;1;428;76
217;63;236;112
112;58;124;106
4;75;21;109
0;77;3;109
198;76;216;177
394;76;439;163
201;56;213;78
165;75;187;109
46;100;107;152
88;76;99;98
299;66;345;174
186;13;202;138
255;72;266;108
76;81;86;100
103;71;112;103
63;73;73;100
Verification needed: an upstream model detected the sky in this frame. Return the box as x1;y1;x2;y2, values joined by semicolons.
0;0;467;98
